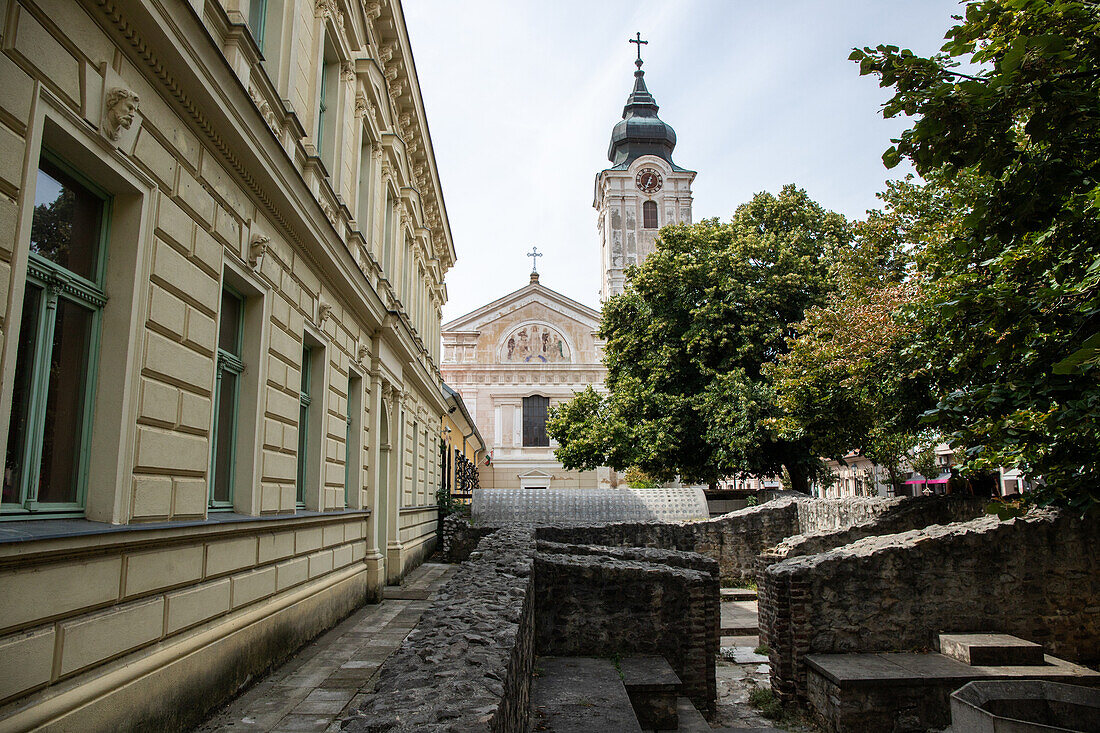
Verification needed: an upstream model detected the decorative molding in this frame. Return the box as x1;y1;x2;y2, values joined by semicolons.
354;96;368;118
315;0;344;29
357;342;370;365
317;299;333;325
341;61;355;83
365;2;382;21
249;233;270;269
247;84;280;132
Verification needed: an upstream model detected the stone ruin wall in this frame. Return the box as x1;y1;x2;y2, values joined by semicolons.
533;542;720;716
760;510;1100;704
353;526;721;730
346;527;536;733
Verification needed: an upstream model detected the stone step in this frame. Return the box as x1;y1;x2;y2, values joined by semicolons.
530;657;643;733
620;655;682;730
937;633;1045;667
720;625;760;636
669;696;710;732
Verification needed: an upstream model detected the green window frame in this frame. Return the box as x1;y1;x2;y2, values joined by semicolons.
316;63;328;154
3;150;109;517
209;284;245;509
248;0;267;51
344;398;353;506
296;344;312;506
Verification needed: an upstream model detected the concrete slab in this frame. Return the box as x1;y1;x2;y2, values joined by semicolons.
938;632;1045;667
530;657;643;733
721;600;759;635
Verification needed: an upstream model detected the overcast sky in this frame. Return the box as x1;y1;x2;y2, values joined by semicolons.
403;1;964;322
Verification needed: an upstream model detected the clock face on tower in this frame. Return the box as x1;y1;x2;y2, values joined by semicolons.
635;168;663;193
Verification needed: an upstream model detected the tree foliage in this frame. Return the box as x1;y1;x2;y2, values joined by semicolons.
547;185;848;491
851;0;1100;510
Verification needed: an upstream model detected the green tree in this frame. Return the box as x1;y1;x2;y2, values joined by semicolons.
852;0;1100;510
546;185;849;491
771;174;985;495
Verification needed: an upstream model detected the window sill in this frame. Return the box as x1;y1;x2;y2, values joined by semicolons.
0;508;371;548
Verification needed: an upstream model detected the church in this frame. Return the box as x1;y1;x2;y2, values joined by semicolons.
441;39;694;490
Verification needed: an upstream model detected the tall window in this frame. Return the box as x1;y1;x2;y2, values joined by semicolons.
317;33;339;171
522;395;550;447
296;344;312;506
382;192;394;278
643;200;658;229
247;0;267;50
345;372;362;506
356;136;373;230
3;152;108;515
210;286;244;508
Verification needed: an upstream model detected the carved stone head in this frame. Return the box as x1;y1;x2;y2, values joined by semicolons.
104;87;140;141
249;233;270;269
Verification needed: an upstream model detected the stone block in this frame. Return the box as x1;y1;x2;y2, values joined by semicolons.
296;527;322;555
165;578;231;634
322;524;343;548
155;193;193;251
13;8;79;102
143;328;213;394
134;129;177;191
205;536;258;578
147;283;187;339
58;597;164;677
152;236;219;313
0;123;25;193
178;390;211;432
175;165;215;228
308;549;334;579
276;556;309;592
0;557;122;633
939;633;1045;667
230;566;277;609
332;543;353;570
139;376;180;426
135;425;208;474
131;475;173;519
0;52;33;126
124;544;204;597
258;531;296;564
0;626;55;700
192;225;223;275
172;477;207;517
262;448;296;484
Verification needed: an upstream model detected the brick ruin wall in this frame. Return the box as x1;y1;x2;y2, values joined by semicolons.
760;510;1100;704
533;542;720;716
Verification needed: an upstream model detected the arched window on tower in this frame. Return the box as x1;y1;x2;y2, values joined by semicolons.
642;200;658;229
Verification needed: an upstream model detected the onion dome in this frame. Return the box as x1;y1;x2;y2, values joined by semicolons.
607;55;678;167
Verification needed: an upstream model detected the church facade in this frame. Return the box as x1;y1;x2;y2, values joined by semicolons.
442;42;690;491
441;271;611;490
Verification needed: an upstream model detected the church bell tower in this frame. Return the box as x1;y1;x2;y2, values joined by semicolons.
595;34;696;302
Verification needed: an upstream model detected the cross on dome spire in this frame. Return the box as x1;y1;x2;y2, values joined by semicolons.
630;32;648;69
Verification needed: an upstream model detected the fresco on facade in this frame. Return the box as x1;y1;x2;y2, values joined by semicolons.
499;323;571;363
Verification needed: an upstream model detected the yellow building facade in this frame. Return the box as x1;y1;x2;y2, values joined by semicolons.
0;0;451;729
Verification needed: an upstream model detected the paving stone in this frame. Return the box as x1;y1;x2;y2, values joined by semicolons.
194;562;456;732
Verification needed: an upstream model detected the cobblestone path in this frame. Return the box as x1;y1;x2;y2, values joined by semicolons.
194;562;456;732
